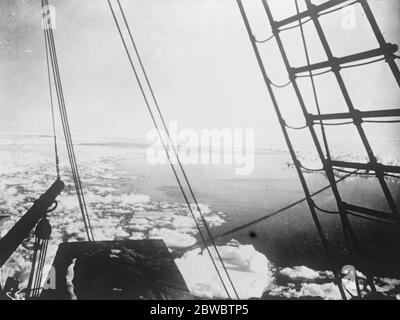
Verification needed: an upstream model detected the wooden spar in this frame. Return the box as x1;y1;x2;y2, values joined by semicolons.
0;178;64;267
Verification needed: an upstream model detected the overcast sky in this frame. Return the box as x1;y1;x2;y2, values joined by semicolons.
0;0;399;148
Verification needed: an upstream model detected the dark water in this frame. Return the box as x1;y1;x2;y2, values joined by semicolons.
120;152;400;277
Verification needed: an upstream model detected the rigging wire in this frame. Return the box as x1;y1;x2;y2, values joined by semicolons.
318;1;359;17
279;18;312;32
320;121;354;126
296;45;386;79
111;0;238;299
239;0;350;299
333;167;400;180
254;34;274;44
341;56;386;69
385;173;400;179
313;202;340;215
114;3;240;299
296;69;332;78
252;34;292;89
44;29;60;178
332;167;375;176
174;169;359;254
269;79;292;88
294;1;359;279
278;0;358;34
300;0;400;238
364;119;400;124
26;218;51;299
298;161;324;172
346;212;396;226
115;0;241;298
42;0;94;241
108;0;239;299
32;238;49;297
284;122;308;130
294;0;334;172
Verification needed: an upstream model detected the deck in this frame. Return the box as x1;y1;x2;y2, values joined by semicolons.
41;240;193;300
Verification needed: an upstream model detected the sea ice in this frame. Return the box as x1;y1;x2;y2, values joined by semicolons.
1;134;399;300
280;265;326;281
149;228;197;248
175;244;273;299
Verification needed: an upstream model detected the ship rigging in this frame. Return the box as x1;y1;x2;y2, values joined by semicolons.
0;0;399;300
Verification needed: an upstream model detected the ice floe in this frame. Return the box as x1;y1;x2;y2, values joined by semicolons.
175;244;273;299
280;265;333;281
0;134;399;300
268;282;342;300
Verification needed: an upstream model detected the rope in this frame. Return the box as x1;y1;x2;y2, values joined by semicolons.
296;46;385;78
295;1;360;293
26;218;51;299
304;0;400;235
253;34;292;89
385;173;400;179
174;169;359;254
341;56;386;69
332;167;375;176
279;18;312;32
240;0;349;299
44;30;60;178
108;0;238;299
320;121;354;126
319;1;359;17
113;0;239;299
313;202;340;215
277;1;358;33
334;167;400;179
364;119;400;124
33;239;49;297
269;79;292;88
254;34;274;44
285;122;308;130
115;0;240;299
347;212;396;226
298;161;324;172
115;2;241;299
295;0;338;205
296;69;332;78
26;237;40;298
42;0;94;241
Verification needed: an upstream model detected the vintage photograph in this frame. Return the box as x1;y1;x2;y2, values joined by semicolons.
0;0;399;303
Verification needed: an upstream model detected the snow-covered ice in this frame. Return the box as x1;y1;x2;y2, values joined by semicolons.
0;134;399;300
175;244;273;299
